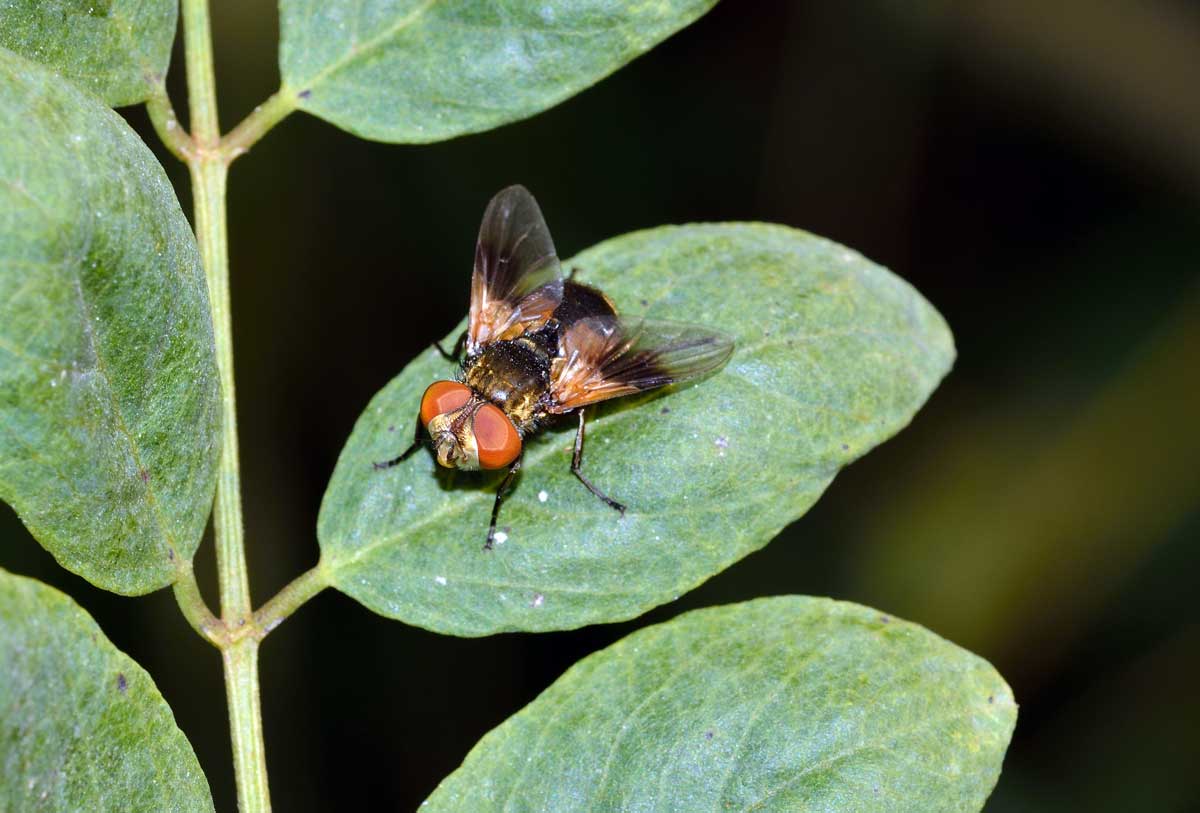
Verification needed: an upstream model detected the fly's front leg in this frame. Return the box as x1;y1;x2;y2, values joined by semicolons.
571;408;626;515
485;455;523;550
373;412;424;470
433;329;468;363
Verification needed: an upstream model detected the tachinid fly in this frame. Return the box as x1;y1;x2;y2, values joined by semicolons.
375;185;734;549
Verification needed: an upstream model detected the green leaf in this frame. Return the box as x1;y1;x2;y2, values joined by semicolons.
0;568;214;812
0;1;177;107
423;596;1016;811
0;48;219;595
278;0;718;143
319;223;955;636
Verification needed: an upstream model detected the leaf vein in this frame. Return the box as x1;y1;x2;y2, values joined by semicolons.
294;0;442;91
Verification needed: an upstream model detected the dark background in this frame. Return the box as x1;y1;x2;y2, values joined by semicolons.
4;1;1200;810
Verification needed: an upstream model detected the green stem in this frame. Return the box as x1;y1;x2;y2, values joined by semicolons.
224;640;270;812
181;0;220;149
221;90;297;162
182;1;268;810
190;157;252;628
253;565;330;640
191;116;271;813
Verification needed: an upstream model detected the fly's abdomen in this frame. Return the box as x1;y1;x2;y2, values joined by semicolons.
551;280;618;328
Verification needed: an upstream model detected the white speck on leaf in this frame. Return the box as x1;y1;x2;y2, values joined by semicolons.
494;531;508;545
434;576;447;586
538;490;548;503
532;593;545;608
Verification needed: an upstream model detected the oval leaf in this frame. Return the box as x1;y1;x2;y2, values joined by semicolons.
0;2;177;107
423;596;1016;811
0;568;214;812
0;49;219;594
278;0;718;143
318;223;954;635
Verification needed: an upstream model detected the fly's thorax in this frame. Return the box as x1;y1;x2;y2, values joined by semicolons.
464;339;550;430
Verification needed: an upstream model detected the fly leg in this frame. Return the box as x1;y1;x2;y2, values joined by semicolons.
373;413;423;470
571;408;626;515
433;330;467;363
485;455;523;550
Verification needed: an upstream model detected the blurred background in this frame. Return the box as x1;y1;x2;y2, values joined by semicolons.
3;0;1199;809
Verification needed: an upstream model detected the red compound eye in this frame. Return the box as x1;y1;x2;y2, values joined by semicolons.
473;403;522;469
419;381;472;426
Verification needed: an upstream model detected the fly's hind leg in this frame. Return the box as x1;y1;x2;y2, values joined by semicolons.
485;455;523;550
433;330;468;363
373;412;424;470
571;408;626;515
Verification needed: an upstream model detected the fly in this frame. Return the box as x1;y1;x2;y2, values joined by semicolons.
375;185;734;549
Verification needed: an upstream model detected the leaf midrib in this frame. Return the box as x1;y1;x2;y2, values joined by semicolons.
73;275;178;564
58;97;179;572
289;0;441;93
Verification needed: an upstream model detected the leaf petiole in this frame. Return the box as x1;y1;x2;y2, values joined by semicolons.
221;89;297;162
252;564;329;640
148;81;293;166
145;83;193;162
172;560;225;648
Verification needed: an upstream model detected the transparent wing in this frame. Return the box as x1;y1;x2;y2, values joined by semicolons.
548;316;735;413
467;185;563;351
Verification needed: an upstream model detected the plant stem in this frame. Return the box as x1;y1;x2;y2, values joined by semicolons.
181;0;220;150
191;157;253;629
182;1;269;810
221;90;297;162
224;639;270;813
253;565;330;640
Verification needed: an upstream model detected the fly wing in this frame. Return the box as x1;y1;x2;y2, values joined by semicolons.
548;316;735;413
467;185;563;352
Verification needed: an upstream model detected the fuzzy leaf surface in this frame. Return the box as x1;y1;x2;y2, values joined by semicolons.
319;223;954;635
0;49;219;594
278;0;717;142
0;1;176;106
0;568;214;812
424;596;1016;811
